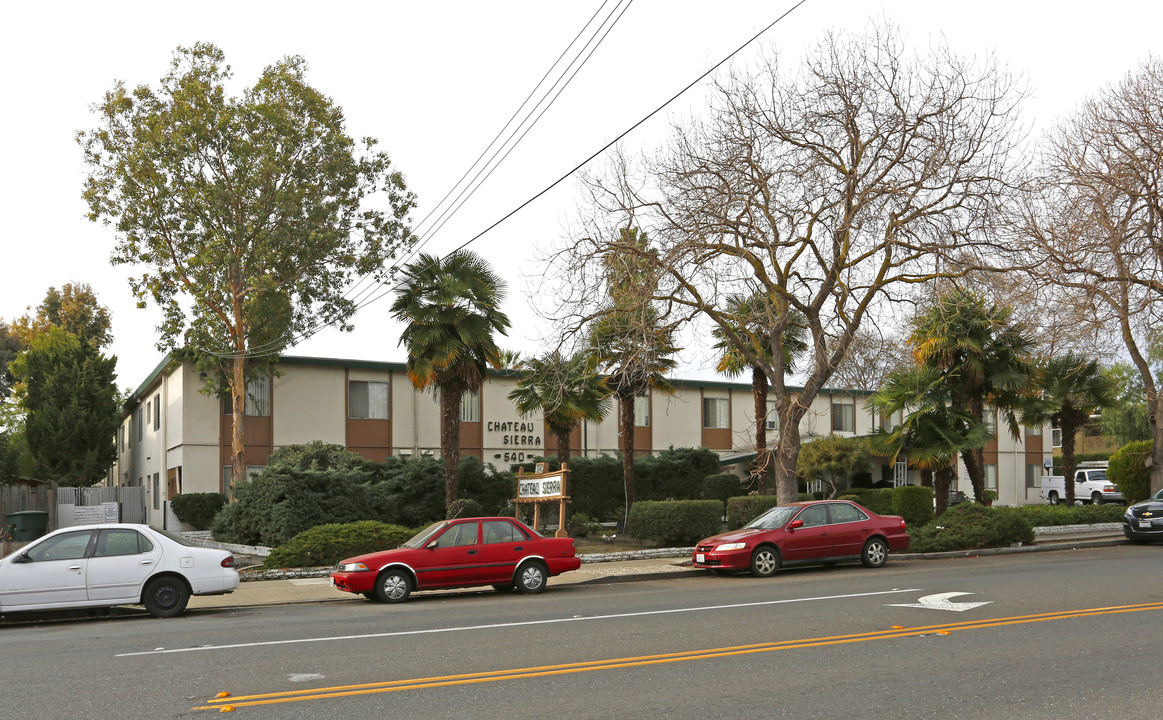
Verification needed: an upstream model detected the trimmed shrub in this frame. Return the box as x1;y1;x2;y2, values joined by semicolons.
170;492;227;530
727;495;781;530
1108;440;1153;504
635;447;722;501
567;511;602;537
264;521;416;569
702;473;744;509
838;488;894;516
626;500;723;546
892;485;934;528
447;498;482;519
909;503;1034;553
567;454;625;521
1002;503;1127;526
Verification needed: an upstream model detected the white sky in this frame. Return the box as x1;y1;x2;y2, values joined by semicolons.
2;1;1160;393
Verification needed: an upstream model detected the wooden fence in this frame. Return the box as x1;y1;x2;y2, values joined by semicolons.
1;482;55;556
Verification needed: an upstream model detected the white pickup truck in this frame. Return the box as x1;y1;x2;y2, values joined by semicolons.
1040;468;1124;505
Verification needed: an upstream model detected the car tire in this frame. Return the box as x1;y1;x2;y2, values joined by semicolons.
516;561;548;594
142;576;190;618
749;546;780;578
1048;491;1059;505
492;583;515;593
374;569;412;603
861;537;889;568
1091;492;1103;505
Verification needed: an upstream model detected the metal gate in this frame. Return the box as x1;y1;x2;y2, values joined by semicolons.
57;486;146;526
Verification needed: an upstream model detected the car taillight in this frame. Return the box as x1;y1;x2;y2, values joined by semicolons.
221;556;235;568
900;520;907;532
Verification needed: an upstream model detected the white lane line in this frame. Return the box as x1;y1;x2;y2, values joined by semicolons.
116;588;923;657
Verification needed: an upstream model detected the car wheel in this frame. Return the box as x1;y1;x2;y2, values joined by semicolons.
1048;491;1059;505
374;569;412;603
749;546;780;578
492;583;515;593
516;561;548;594
1091;492;1103;505
861;537;889;568
142;576;190;618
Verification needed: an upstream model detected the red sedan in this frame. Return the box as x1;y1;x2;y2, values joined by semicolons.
693;500;909;577
330;517;582;603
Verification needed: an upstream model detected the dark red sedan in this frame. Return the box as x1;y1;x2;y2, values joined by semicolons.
330;516;582;603
692;500;909;577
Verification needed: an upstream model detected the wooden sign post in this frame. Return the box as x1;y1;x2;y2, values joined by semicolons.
514;463;570;538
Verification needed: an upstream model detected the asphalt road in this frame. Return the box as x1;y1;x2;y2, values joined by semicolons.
2;545;1160;720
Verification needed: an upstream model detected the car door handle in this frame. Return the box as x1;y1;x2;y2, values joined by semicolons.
467;550;477;555
67;565;83;571
514;546;523;551
139;560;154;566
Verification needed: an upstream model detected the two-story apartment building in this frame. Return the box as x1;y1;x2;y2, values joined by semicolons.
110;354;1052;527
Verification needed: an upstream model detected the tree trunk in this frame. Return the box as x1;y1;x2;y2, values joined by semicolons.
229;355;247;494
934;464;953;517
962;447;985;505
554;426;572;470
752;366;769;494
440;384;463;515
773;397;804;505
618;388;636;527
920;468;933;488
1061;418;1079;505
1152;392;1163;496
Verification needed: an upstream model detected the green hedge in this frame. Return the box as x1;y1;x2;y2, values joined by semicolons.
892;486;934;528
626;500;723;545
702;473;744;509
170;492;227;530
726;495;781;530
264;521;417;569
1109;440;1153;504
909;503;1034;553
1000;503;1127;526
837;488;894;516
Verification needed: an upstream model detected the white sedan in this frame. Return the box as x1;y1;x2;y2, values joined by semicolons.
0;523;239;618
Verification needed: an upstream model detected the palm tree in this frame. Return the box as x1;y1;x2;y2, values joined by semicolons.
508;350;611;469
1037;354;1117;504
390;250;510;514
711;294;807;494
910;291;1036;504
866;365;994;516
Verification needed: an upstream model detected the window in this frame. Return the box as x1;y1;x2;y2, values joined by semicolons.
27;530;93;562
1051;428;1062;448
797;505;828;527
983;408;997;434
153;393;161;430
436;522;479;547
95;529;152;557
152;472;160;510
985;464;998;490
349;380;390;419
703;397;729;429
483;520;528;544
829;503;868;524
831;402;855;433
135;407;143;442
634;395;650;427
764;399;778;431
879;410;901;431
1026;463;1041;489
246;375;270;417
1025;424;1042;437
461;389;480;423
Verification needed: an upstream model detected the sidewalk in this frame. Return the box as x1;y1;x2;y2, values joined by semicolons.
187;524;1128;611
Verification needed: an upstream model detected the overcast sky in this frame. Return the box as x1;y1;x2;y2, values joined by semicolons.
2;1;1160;393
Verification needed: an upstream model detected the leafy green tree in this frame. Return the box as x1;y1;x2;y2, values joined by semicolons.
1100;363;1152;446
1034;354;1117;504
390;250;510;514
867;365;994;516
509;350;611;469
910;291;1036;504
1108;440;1153;505
11;283;112;350
712;294;807;494
796;434;871;499
79;43;415;491
10;327;119;486
0;321;24;402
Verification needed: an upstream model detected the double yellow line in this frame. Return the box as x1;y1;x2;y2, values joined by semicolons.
196;601;1163;711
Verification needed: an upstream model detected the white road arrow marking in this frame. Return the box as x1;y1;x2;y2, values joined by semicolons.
888;592;992;612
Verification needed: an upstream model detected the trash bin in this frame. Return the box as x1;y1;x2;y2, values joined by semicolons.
6;510;49;541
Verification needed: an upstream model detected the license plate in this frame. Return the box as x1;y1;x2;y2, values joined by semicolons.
1141;519;1155;529
329;577;335;587
696;553;705;564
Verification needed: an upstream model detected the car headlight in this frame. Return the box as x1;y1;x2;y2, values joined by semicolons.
337;562;369;572
715;542;747;552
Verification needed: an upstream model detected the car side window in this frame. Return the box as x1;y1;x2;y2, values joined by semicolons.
797;505;828;528
436;522;479;547
25;531;94;562
483;520;528;544
94;529;153;557
828;503;868;525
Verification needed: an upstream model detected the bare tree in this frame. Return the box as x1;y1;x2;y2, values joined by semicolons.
1022;58;1163;494
830;327;909;391
550;24;1024;503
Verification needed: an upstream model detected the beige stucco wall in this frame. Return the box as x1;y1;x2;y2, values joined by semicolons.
273;365;345;446
654;388;703;451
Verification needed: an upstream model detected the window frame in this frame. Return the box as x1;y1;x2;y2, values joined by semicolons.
349;380;390;420
831;402;855;433
703;397;729;429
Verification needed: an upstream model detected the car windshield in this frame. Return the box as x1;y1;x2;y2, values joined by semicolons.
744;506;800;530
1154;488;1163;501
152;527;202;547
401;522;447;548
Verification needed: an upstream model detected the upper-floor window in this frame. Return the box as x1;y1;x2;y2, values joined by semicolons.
1025;424;1042;437
349;380;389;419
703;397;729;429
222;375;271;417
764;399;778;431
461;389;480;423
153;393;161;430
831;402;855;433
134;407;144;441
634;395;651;427
983;407;997;434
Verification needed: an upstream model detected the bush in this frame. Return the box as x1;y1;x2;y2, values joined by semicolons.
909;503;1034;553
626;500;723;546
1002;503;1127;526
702;473;743;509
892;485;934;528
170;492;227;530
727;495;781;530
446;498;482;519
567;511;602;537
635;447;722;501
837;488;894;516
264;521;416;569
1108;440;1153;504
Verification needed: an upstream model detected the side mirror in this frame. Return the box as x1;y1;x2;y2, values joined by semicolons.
426;540;439;550
11;551;31;564
787;519;804;531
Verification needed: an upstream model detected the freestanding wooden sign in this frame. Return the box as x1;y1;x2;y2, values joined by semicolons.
514;463;570;538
